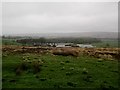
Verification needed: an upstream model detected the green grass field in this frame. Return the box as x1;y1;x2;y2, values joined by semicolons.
2;52;119;88
2;39;21;46
2;38;119;89
93;39;118;48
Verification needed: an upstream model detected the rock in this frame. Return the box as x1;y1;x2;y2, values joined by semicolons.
82;68;88;74
61;67;65;70
66;72;72;75
70;67;74;70
60;62;65;65
67;82;77;87
40;78;47;81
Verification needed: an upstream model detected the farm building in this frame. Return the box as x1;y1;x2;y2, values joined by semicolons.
56;43;95;48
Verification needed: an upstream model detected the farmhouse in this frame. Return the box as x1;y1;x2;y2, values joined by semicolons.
77;44;94;48
33;42;57;47
56;43;95;48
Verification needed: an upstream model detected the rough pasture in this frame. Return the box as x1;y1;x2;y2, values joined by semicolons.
52;47;79;57
2;45;52;54
52;47;119;60
81;48;120;60
2;45;119;88
2;45;120;60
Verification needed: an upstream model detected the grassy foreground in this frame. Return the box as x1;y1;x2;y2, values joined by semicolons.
2;52;119;89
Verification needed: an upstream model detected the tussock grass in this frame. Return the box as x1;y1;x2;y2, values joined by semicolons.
2;53;119;88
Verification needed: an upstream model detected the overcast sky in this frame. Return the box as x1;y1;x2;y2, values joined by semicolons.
2;2;118;35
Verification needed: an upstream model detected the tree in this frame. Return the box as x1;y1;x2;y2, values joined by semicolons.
39;37;46;44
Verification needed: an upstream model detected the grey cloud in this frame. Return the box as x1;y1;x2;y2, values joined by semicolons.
2;2;118;35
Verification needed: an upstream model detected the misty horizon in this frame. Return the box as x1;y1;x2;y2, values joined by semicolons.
2;2;118;35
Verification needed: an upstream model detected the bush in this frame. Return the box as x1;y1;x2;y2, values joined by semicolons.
15;60;42;75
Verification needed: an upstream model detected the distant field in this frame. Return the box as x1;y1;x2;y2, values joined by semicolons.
93;39;118;48
2;52;118;88
2;39;21;46
2;38;119;48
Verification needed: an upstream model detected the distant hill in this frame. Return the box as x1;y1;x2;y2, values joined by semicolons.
5;32;118;39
